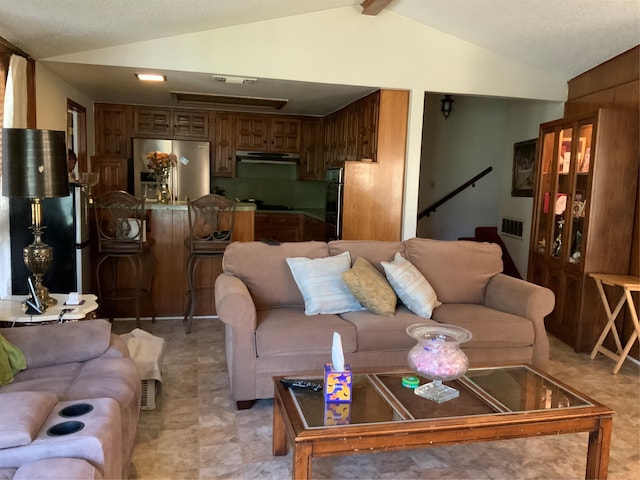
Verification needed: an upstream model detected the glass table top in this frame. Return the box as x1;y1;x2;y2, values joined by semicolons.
289;366;593;428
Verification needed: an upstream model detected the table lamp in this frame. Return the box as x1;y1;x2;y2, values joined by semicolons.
2;128;69;308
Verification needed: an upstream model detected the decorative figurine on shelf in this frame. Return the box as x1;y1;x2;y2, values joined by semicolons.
146;151;177;204
552;218;564;257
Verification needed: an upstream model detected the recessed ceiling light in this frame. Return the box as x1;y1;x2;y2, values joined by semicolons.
135;73;167;82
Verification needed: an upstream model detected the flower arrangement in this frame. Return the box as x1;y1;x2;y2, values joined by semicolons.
146;151;177;182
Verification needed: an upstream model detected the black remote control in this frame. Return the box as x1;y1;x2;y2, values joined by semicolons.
280;378;323;392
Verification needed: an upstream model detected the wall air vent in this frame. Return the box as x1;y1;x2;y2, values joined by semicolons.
212;75;257;85
170;91;287;110
501;217;524;239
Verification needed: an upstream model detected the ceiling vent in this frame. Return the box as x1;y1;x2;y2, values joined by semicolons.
170;91;287;110
212;75;257;85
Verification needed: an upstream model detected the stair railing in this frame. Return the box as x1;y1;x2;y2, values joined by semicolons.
417;166;493;219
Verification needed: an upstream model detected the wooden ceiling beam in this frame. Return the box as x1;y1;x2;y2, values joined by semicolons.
361;0;392;16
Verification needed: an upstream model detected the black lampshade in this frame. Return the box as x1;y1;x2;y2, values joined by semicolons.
2;128;69;199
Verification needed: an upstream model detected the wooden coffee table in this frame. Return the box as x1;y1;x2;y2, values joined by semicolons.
273;366;613;479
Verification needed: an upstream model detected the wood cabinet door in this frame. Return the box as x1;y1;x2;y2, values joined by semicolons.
236;115;269;150
91;155;128;197
357;91;379;161
173;110;208;139
271;117;301;153
95;104;129;156
300;118;325;180
213;113;236;177
133;107;172;136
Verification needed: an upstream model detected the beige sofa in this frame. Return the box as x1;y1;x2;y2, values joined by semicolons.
215;238;555;409
0;320;140;479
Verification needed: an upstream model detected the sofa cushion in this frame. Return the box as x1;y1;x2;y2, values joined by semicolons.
0;320;112;369
286;251;364;315
223;241;329;309
404;238;503;304
381;253;441;318
0;362;83;400
431;304;534;348
328;240;405;274
340;306;437;352
255;308;357;356
342;257;397;316
0;391;57;449
13;458;103;480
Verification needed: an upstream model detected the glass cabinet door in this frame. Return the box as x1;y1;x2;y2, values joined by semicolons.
533;132;556;255
550;127;573;258
565;122;593;266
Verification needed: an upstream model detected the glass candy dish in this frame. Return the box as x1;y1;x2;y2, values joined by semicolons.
406;323;473;403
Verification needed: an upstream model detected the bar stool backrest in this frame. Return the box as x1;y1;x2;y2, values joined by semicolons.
186;194;236;254
93;190;146;253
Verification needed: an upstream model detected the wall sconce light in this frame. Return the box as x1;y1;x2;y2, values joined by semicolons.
441;95;454;119
2;128;69;309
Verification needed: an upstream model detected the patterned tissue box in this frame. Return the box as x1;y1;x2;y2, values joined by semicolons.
324;363;352;403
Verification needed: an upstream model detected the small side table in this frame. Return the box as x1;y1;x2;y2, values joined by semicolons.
0;294;98;326
589;273;640;374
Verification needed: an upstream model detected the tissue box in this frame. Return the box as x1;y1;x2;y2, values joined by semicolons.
324;363;352;403
324;402;351;425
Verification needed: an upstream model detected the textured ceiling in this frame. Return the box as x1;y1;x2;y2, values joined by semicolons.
0;0;638;114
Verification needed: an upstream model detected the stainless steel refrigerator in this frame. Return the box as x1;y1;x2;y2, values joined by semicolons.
133;138;211;202
10;184;91;295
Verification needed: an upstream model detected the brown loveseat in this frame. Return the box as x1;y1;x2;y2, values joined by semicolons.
215;238;555;409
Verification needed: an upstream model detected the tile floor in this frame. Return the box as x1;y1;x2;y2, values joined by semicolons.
112;318;639;480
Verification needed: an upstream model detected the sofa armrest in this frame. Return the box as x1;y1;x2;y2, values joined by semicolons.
100;333;130;359
484;274;555;368
215;273;257;331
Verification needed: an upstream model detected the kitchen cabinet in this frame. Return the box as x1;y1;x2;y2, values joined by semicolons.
528;109;639;352
299;118;325;181
357;90;379;161
90;155;129;197
236;115;301;153
95;103;130;156
213;112;236;177
303;215;328;241
133;107;172;137
254;213;304;242
172;110;208;139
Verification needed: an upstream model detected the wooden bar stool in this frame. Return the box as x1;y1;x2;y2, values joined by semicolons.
93;191;155;327
183;194;236;333
589;273;640;374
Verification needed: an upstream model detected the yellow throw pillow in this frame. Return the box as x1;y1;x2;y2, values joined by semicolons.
342;257;397;316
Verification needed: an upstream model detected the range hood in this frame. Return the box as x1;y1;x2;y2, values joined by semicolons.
236;150;300;164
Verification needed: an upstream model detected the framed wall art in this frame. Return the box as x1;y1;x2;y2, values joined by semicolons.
511;138;537;197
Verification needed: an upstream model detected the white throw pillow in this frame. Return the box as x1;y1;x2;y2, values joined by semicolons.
286;251;364;315
381;252;441;318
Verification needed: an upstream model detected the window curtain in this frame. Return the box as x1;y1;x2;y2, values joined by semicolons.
0;54;28;299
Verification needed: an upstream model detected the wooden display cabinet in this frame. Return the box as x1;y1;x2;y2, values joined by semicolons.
528;109;638;352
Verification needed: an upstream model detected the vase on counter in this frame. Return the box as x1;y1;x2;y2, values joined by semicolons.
155;168;171;204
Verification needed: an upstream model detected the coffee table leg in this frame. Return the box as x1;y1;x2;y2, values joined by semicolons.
293;443;312;480
273;399;288;456
585;416;612;479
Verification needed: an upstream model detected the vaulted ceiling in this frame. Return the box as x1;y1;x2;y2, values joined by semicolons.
1;0;638;115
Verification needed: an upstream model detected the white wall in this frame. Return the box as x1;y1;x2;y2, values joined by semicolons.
35;63;94;154
417;93;564;277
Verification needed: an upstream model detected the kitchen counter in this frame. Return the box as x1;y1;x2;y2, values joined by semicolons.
146;200;257;212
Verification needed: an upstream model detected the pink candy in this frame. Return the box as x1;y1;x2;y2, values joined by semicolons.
407;337;469;381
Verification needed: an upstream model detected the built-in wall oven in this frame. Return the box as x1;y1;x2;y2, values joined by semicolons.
325;167;344;240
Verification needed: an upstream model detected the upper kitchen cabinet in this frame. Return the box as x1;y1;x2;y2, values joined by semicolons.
90;155;129;197
172;110;209;139
95;103;131;157
236;115;301;153
299;118;325;181
213;112;236;178
133;107;172;137
356;91;379;161
528;109;638;352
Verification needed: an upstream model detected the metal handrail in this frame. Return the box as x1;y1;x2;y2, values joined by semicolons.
418;166;493;219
